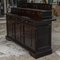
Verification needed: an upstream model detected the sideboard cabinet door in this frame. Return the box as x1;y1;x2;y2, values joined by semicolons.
16;22;24;43
36;22;52;51
25;24;32;47
16;23;20;42
24;22;36;51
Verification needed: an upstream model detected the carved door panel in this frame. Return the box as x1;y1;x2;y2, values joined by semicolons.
37;23;51;51
31;26;36;50
16;23;24;43
16;23;20;42
24;22;36;50
25;24;32;47
12;23;15;39
7;16;13;38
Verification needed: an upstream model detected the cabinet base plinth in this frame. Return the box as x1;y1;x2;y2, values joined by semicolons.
30;49;52;59
6;36;12;41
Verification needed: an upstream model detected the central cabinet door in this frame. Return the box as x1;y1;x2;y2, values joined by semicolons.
25;24;32;47
24;22;36;50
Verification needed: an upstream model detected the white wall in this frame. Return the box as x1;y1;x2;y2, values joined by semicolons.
34;0;42;3
27;0;43;3
27;0;57;3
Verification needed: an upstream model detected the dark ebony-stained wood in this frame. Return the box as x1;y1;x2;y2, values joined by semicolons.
6;3;55;59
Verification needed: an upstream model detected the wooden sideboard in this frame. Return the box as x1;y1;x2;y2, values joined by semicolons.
6;3;55;59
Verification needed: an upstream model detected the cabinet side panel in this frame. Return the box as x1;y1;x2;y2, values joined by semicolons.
36;22;52;51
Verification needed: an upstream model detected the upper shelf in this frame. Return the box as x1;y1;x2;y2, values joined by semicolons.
11;7;52;20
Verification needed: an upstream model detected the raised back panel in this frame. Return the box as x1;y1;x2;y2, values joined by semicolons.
17;3;52;10
11;7;52;20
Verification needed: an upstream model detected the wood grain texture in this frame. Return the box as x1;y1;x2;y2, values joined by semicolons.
6;3;53;59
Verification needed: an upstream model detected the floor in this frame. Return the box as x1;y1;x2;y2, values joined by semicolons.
0;17;60;60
